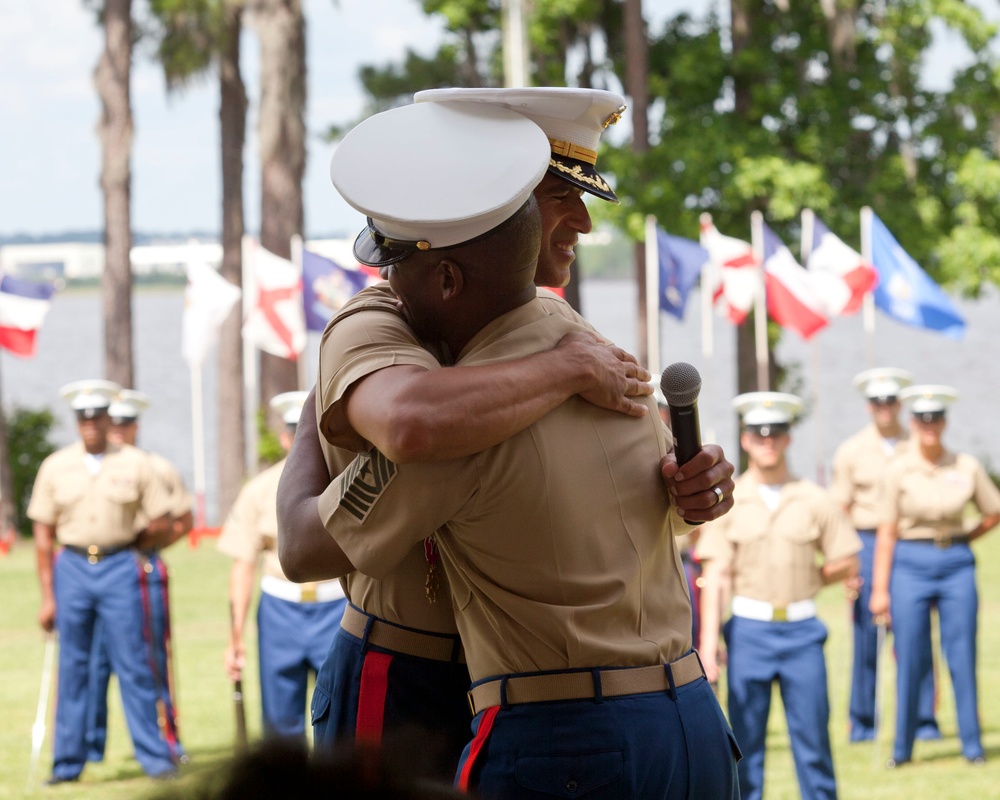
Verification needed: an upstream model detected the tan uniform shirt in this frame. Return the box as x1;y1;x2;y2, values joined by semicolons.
217;459;292;581
27;441;172;548
875;449;1000;540
318;297;692;682
134;451;193;532
829;424;909;529
314;284;599;637
696;472;861;607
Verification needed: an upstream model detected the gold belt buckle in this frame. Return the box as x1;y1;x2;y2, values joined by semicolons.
87;544;100;564
772;607;788;622
300;585;318;603
935;536;950;549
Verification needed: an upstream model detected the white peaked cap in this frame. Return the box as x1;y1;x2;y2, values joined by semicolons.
414;87;626;202
331;101;551;267
900;384;959;415
852;367;914;399
270;390;309;426
59;379;121;415
108;389;151;421
733;391;804;427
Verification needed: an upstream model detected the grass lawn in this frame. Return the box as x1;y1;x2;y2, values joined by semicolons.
2;533;999;798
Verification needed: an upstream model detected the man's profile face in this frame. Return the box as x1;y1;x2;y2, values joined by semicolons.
533;173;593;288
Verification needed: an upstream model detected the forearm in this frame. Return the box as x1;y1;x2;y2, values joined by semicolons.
822;554;860;585
33;523;55;603
870;524;896;595
698;561;728;656
968;513;1000;542
228;561;256;642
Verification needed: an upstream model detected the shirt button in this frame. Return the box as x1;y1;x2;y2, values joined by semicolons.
566;780;578;792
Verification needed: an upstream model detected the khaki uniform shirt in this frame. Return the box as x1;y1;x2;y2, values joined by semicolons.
829;424;909;529
875;449;1000;540
318;297;692;682
27;441;172;548
217;459;292;581
314;284;599;637
696;472;861;607
134;451;193;532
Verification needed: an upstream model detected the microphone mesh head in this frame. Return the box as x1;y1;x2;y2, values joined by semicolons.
661;362;702;407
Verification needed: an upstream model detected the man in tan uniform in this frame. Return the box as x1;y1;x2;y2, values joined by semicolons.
28;380;178;784
86;389;193;763
697;392;861;800
218;391;347;740
830;368;939;743
309;98;740;798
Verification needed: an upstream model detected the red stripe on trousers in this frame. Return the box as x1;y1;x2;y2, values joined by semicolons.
356;651;394;746
457;705;500;792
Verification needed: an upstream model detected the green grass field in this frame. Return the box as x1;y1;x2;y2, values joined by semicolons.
2;534;999;799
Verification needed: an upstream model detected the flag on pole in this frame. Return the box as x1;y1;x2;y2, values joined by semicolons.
700;218;760;324
242;246;307;360
869;213;966;339
301;249;373;332
181;262;242;367
806;214;877;315
0;275;55;357
656;229;707;320
761;222;829;340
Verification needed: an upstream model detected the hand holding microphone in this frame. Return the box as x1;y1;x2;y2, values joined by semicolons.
659;362;733;523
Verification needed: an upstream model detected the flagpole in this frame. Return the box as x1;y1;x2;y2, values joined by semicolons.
291;233;306;390
750;211;769;391
698;214;716;444
242;235;259;474
644;215;661;379
860;206;876;367
189;362;207;531
801;208;826;485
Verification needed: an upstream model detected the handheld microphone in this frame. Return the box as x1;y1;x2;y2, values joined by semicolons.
660;362;703;466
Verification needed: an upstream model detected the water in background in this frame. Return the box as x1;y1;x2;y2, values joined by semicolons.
3;283;997;523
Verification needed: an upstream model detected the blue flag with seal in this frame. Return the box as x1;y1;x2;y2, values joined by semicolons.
657;229;707;320
870;213;965;339
301;249;370;332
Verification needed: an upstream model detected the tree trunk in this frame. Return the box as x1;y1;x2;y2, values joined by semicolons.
95;0;134;388
217;0;248;519
623;0;649;366
253;0;305;430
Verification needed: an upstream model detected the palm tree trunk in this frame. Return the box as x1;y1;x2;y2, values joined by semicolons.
217;0;248;516
253;0;305;428
95;0;135;388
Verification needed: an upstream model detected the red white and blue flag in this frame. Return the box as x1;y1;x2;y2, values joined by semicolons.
301;249;374;332
761;222;829;340
806;215;877;316
0;275;55;357
699;218;760;325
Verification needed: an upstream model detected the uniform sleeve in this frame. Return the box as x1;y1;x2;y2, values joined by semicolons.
536;290;602;337
26;456;56;525
971;459;1000;516
154;455;194;519
694;514;733;563
217;480;262;563
317;308;441;451
138;454;173;523
827;442;852;509
316;448;472;580
816;496;863;563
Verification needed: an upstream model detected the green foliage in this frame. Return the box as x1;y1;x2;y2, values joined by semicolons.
146;0;227;89
5;407;57;537
255;407;284;467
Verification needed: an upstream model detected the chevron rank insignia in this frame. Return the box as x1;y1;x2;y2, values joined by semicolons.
336;448;398;523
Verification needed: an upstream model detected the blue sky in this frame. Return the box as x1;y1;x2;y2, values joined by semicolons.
0;0;994;240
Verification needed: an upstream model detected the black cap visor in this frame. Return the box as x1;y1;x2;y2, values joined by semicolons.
914;410;946;423
745;422;790;438
353;218;428;268
547;155;619;204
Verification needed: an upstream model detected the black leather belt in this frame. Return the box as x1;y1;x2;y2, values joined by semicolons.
63;543;133;563
904;535;969;548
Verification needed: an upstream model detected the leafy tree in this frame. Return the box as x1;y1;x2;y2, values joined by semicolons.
5;408;58;538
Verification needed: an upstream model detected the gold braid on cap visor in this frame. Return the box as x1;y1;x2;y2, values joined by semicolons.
365;217;431;253
549;160;612;192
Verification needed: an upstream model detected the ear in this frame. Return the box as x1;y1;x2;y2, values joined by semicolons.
436;259;464;301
